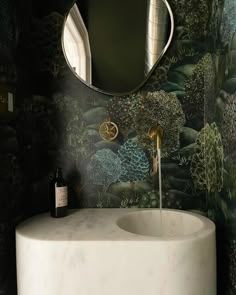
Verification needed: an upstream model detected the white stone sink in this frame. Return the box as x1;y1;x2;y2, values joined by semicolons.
16;209;216;295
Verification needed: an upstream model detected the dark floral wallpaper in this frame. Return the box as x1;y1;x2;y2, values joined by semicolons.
0;0;236;294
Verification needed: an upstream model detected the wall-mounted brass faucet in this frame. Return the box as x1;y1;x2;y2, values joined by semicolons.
148;126;163;174
148;126;163;149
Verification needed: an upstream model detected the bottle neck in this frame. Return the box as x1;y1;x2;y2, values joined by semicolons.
55;168;63;179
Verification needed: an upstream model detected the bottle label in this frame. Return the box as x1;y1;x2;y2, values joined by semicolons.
55;186;68;208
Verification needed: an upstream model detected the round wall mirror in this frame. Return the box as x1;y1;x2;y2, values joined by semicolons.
62;0;174;95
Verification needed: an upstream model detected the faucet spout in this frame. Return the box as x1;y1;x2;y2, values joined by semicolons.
148;126;163;175
148;126;163;149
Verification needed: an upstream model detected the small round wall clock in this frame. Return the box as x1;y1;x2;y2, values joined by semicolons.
99;121;119;141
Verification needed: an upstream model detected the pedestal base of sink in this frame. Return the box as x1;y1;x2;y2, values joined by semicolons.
16;209;216;295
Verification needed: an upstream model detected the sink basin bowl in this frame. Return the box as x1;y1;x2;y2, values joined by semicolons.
117;209;204;238
16;209;216;295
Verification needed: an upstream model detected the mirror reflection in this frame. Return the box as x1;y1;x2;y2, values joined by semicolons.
62;0;174;95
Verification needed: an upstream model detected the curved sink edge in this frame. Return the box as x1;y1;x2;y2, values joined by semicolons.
116;208;215;241
15;209;215;242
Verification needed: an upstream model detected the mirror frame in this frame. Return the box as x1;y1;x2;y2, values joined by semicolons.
61;0;174;96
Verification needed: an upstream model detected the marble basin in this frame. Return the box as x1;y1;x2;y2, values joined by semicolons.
117;210;205;237
16;209;216;295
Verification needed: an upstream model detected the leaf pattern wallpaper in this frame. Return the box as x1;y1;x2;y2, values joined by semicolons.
0;0;236;294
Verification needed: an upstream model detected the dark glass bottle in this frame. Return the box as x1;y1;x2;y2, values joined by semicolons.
50;168;68;218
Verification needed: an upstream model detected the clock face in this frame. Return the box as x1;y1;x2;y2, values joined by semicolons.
99;121;119;141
